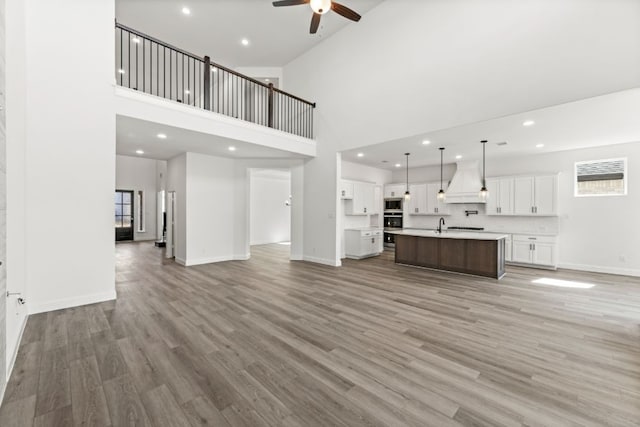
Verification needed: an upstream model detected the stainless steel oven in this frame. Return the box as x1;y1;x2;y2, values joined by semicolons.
383;212;403;248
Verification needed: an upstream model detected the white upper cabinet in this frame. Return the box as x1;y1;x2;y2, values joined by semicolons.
383;184;405;199
427;183;449;215
407;184;427;214
513;175;557;216
345;181;375;215
486;177;514;215
340;180;354;200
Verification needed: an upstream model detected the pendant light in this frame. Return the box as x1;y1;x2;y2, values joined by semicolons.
404;152;411;201
479;140;489;201
437;147;446;201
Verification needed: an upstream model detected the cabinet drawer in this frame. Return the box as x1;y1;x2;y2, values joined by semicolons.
513;235;556;244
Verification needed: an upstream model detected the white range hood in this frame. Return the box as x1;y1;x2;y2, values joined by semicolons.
445;161;486;204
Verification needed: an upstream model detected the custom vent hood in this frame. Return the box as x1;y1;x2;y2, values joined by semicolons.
445;161;486;204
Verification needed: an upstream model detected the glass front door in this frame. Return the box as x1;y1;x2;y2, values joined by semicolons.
115;190;134;241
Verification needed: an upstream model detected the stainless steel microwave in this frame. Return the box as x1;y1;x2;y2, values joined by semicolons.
384;199;403;212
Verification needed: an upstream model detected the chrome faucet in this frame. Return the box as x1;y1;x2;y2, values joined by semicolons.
437;217;445;234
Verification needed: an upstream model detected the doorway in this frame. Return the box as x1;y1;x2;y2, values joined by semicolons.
249;169;291;257
115;190;134;241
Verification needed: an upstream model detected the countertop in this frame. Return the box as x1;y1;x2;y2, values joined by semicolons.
387;229;508;241
406;227;558;237
345;227;383;231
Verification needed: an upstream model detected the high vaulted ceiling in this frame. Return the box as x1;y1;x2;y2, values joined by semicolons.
115;0;384;67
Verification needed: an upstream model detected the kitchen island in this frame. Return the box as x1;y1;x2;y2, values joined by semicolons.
389;229;507;279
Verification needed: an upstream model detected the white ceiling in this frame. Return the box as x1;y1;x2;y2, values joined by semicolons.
342;89;640;169
115;0;384;67
116;115;309;160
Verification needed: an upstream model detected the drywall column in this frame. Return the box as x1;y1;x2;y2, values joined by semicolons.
22;0;116;312
0;0;7;397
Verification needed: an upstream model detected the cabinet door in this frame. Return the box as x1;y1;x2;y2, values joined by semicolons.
498;178;514;215
485;179;500;215
371;185;382;215
340;180;353;200
533;242;555;266
362;183;374;214
513;176;534;215
512;241;533;263
384;184;403;199
408;184;425;214
505;238;512;262
534;176;557;215
349;183;366;215
426;183;439;214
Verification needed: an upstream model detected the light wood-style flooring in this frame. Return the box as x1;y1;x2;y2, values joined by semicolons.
1;242;640;426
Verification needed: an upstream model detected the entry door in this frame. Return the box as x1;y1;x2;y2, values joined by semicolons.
115;190;134;241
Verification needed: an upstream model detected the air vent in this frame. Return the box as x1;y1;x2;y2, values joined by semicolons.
496;141;508;146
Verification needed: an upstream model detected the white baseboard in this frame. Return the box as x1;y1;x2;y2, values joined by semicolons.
558;263;640;278
175;257;187;266
28;290;118;315
290;253;303;261
183;254;250;266
250;239;290;246
0;313;28;405
302;255;341;267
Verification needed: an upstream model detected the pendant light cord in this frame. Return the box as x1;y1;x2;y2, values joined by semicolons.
405;153;410;192
440;148;444;189
482;140;486;186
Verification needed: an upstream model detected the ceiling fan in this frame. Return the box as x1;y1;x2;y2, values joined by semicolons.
272;0;361;34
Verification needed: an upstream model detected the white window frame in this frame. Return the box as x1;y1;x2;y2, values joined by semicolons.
574;157;627;198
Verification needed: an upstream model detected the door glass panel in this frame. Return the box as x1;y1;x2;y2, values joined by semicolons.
122;192;131;204
122;216;132;228
115;192;122;204
122;205;131;216
115;216;122;227
115;205;123;216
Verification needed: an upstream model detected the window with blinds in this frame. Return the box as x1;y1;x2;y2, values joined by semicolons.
575;158;627;197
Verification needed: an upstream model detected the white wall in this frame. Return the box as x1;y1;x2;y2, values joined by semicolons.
0;0;6;399
249;170;291;245
392;142;640;276
4;0;28;383
116;155;166;241
6;0;116;316
167;153;187;262
184;152;236;265
283;0;640;266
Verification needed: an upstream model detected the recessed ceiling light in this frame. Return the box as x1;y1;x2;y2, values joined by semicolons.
228;146;236;151
536;143;544;148
265;78;270;82
455;155;462;159
157;133;167;139
132;37;141;44
135;149;144;155
357;152;364;157
523;120;535;127
241;38;250;46
118;69;125;74
395;163;401;168
422;140;431;145
182;7;191;15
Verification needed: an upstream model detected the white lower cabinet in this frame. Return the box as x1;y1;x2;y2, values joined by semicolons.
345;229;383;259
510;235;557;268
504;235;512;262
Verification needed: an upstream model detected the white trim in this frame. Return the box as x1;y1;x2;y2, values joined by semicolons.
175;257;187;266
250;240;291;246
182;254;250;266
302;255;342;267
557;262;640;278
28;290;117;315
0;314;28;405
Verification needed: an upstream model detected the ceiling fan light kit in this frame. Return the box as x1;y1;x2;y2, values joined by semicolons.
272;0;361;34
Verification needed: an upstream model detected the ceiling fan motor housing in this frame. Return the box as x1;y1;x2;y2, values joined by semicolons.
310;0;332;14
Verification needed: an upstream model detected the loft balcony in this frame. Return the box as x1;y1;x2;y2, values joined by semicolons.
114;22;315;140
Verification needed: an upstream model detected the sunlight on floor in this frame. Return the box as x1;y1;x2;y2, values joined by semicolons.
278;242;291;246
532;278;596;289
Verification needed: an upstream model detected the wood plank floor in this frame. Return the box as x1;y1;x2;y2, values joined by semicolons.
2;242;640;426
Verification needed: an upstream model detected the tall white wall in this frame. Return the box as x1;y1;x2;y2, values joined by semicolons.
167;153;187;262
184;152;236;265
392;141;640;276
283;0;640;266
5;0;116;316
116;155;166;241
0;0;6;398
4;0;28;382
249;171;291;245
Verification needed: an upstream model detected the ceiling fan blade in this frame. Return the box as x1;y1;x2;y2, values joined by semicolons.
272;0;309;7
331;2;361;22
310;12;321;34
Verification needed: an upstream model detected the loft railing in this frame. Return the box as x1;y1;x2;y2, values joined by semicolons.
115;21;315;139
